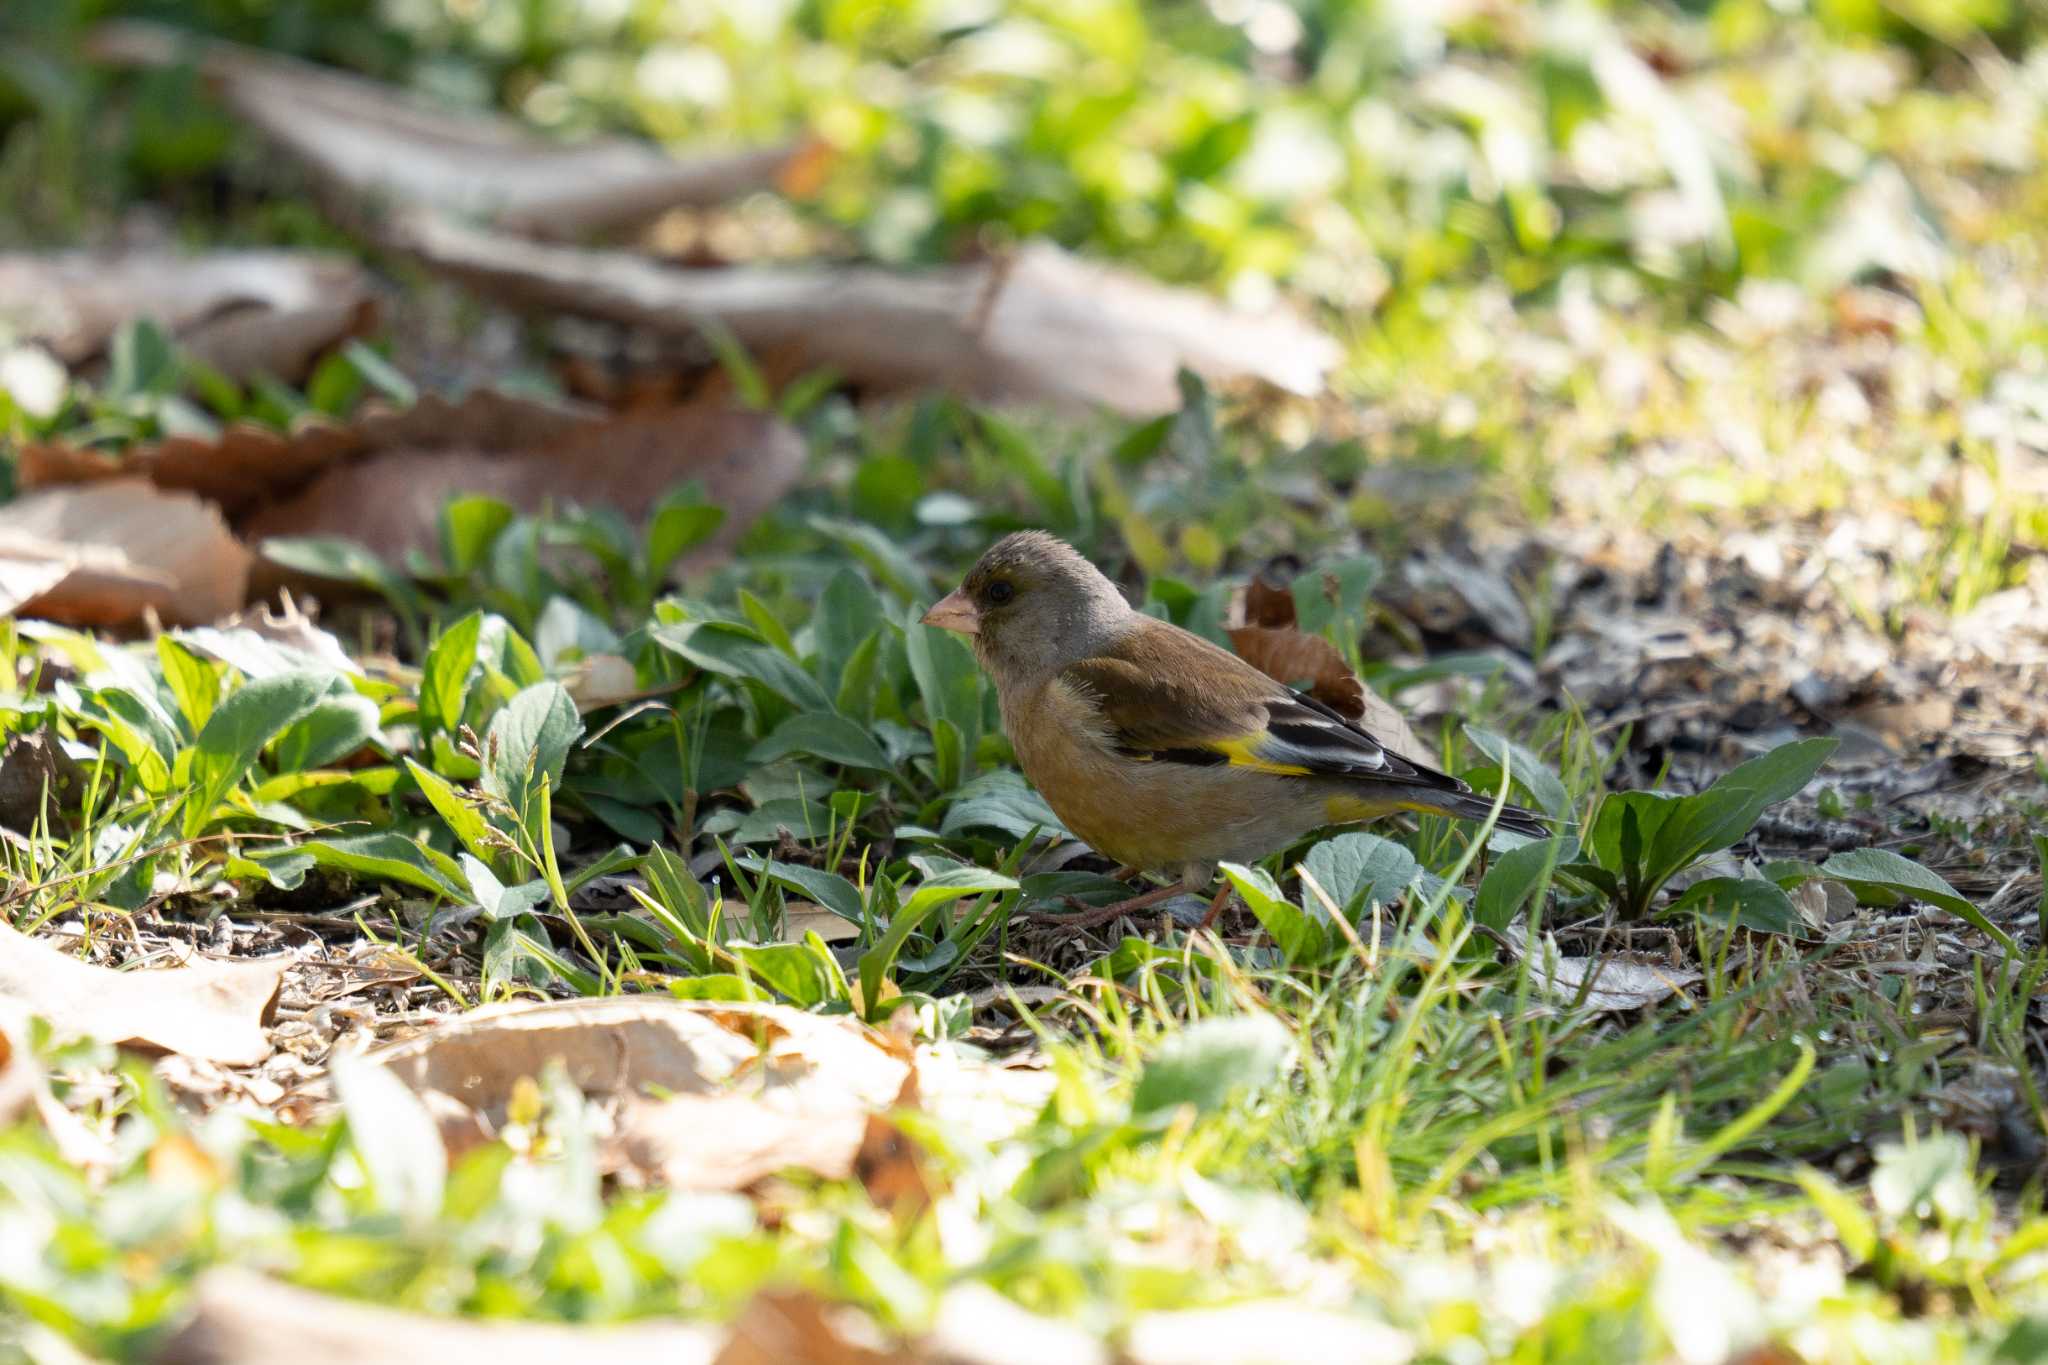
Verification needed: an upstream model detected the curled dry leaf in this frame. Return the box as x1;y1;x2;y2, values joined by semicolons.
714;1289;910;1365
393;212;1338;415
1226;626;1427;768
0;478;251;626
242;404;804;580
92;21;801;239
0;248;371;380
0;922;284;1065
156;1269;722;1365
0;731;85;834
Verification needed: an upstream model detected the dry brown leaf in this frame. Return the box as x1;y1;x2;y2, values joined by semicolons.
0;1004;35;1130
562;652;645;710
0;249;371;379
93;21;801;239
241;405;803;580
360;998;912;1193
0;479;251;626
1226;625;1427;767
393;212;1337;415
714;1290;910;1365
0;922;284;1065
779;903;861;945
156;1269;723;1365
1123;1304;1411;1365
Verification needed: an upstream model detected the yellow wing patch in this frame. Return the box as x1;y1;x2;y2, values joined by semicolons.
1211;735;1314;777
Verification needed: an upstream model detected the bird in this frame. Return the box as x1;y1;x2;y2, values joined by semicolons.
920;531;1547;929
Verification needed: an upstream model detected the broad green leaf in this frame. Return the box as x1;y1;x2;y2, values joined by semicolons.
1223;862;1325;962
262;833;464;898
82;689;174;793
155;636;219;735
1291;553;1381;641
483;916;595;994
534;597;620;669
482;682;582;815
184;670;329;836
1475;835;1579;930
439;494;514;575
751;858;866;926
332;1056;445;1223
1300;832;1419;919
420;610;484;738
1644;738;1839;891
405;758;500;866
939;770;1068;840
1588;791;1680;877
816;569;884;690
646;496;725;577
1131;1014;1291;1117
809;514;931;600
749;711;892;772
1821;847;2014;951
733;941;838;1007
271;686;381;773
1464;725;1569;819
460;853;551;922
652;620;832;712
1670;876;1805;936
835;631;882;723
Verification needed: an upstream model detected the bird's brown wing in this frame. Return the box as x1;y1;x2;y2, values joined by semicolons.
1060;619;1465;795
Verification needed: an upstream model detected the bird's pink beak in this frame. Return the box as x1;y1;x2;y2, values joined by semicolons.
920;588;980;636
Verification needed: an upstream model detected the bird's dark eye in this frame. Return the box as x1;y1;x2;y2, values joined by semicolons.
986;580;1015;606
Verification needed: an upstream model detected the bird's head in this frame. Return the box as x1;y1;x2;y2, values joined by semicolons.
921;531;1130;686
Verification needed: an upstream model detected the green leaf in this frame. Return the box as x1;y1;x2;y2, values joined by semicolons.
1793;1168;1877;1263
420;610;484;738
332;1056;445;1222
859;867;1016;1017
1131;1014;1291;1118
259;538;422;628
1222;862;1326;963
817;570;885;687
1475;835;1579;930
482;682;582;816
835;631;882;723
439;495;515;575
1300;832;1419;919
809;515;931;600
904;612;981;781
1670;876;1805;936
1463;725;1569;819
652;620;832;712
263;833;464;898
1291;553;1381;641
484;915;595;994
749;711;892;772
272;685;380;773
1643;738;1839;891
939;770;1067;840
1821;847;2014;952
407;758;502;866
460;853;551;922
733;941;838;1007
646;495;725;578
1588;791;1680;877
184;670;330;836
751;858;866;926
155;636;219;736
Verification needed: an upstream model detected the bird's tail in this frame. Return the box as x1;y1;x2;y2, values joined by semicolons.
1425;791;1549;839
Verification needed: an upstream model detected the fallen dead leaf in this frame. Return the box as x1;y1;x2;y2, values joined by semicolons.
392;212;1337;415
242;404;803;582
779;902;861;945
714;1290;909;1365
0;248;371;380
93;21;800;240
1123;1303;1411;1365
0;922;284;1065
156;1268;723;1365
1506;932;1703;1012
562;652;644;711
0;479;251;626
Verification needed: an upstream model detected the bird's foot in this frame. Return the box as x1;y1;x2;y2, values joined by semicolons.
1030;881;1186;930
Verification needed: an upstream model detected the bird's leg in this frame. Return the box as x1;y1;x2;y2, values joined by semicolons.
1196;883;1232;929
1031;880;1187;929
